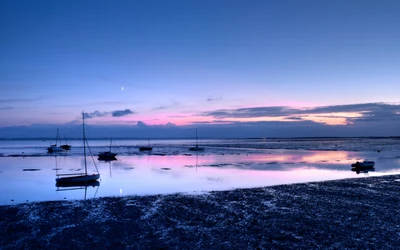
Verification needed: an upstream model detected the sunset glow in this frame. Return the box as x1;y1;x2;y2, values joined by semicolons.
1;1;399;138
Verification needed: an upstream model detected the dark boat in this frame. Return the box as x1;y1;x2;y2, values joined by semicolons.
60;136;71;150
98;138;118;160
60;144;71;150
47;128;64;153
139;146;153;151
56;174;100;185
56;112;100;184
189;129;204;151
351;161;375;168
139;139;153;151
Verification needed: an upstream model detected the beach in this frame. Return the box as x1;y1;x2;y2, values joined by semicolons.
1;173;400;249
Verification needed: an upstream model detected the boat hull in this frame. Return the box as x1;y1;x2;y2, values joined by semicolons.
47;146;64;153
56;174;100;184
351;161;375;168
98;152;117;158
60;144;71;150
139;147;153;151
189;146;204;151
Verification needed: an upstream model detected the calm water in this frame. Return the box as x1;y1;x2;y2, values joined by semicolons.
1;138;400;205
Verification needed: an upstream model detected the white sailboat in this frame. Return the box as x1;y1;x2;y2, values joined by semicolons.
189;129;204;151
56;112;100;184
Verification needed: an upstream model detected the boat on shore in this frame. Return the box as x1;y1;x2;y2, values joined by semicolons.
56;112;100;184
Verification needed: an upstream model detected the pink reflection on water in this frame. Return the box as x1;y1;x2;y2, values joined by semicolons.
1;149;399;205
93;151;362;198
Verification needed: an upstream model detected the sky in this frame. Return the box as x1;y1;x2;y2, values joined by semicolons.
1;0;400;138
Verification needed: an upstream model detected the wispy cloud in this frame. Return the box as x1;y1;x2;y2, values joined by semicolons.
199;103;400;125
84;111;108;119
152;102;181;111
206;96;222;102
84;109;135;119
0;97;46;104
152;106;168;111
112;109;134;117
55;101;126;108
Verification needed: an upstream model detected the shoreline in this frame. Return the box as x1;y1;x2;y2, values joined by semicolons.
1;174;400;249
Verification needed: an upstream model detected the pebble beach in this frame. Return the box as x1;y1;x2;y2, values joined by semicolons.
1;173;400;249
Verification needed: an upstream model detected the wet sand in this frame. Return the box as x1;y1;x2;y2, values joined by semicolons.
1;174;400;249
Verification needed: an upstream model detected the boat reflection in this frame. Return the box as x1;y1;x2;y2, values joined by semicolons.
98;156;117;162
56;181;100;200
351;167;375;175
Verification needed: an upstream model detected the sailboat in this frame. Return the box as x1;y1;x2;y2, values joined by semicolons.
47;128;64;153
60;135;71;150
139;139;153;151
55;112;100;184
189;129;204;151
98;138;117;160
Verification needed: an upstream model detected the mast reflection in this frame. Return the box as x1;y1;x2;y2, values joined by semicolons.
56;181;100;200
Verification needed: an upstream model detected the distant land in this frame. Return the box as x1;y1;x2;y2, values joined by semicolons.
0;120;399;140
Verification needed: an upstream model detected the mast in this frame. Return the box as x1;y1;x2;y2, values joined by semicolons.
196;129;198;147
82;112;87;175
56;128;59;146
109;138;112;151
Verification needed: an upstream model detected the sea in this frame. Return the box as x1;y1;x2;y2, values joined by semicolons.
1;137;400;205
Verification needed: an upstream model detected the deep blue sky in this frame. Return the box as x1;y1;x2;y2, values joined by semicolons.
1;0;399;137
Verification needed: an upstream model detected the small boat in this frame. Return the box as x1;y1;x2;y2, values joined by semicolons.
47;128;64;153
98;138;117;160
189;129;204;151
351;161;375;168
60;135;71;150
56;112;100;184
139;146;153;151
139;139;153;151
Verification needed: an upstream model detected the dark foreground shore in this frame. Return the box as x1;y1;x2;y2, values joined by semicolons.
1;175;400;249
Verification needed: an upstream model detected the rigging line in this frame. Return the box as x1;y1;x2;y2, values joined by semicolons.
94;184;100;198
86;138;99;173
111;140;120;154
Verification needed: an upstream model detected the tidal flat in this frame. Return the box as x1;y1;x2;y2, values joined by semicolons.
1;174;400;249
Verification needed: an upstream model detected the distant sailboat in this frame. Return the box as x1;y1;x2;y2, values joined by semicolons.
60;135;71;150
139;139;153;151
47;128;64;153
55;112;100;184
98;138;117;160
189;129;204;151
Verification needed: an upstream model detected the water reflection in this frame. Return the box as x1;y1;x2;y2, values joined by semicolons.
351;167;375;175
1;149;400;205
56;181;100;200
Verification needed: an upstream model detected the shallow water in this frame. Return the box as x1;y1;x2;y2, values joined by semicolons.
1;144;400;205
1;137;400;157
